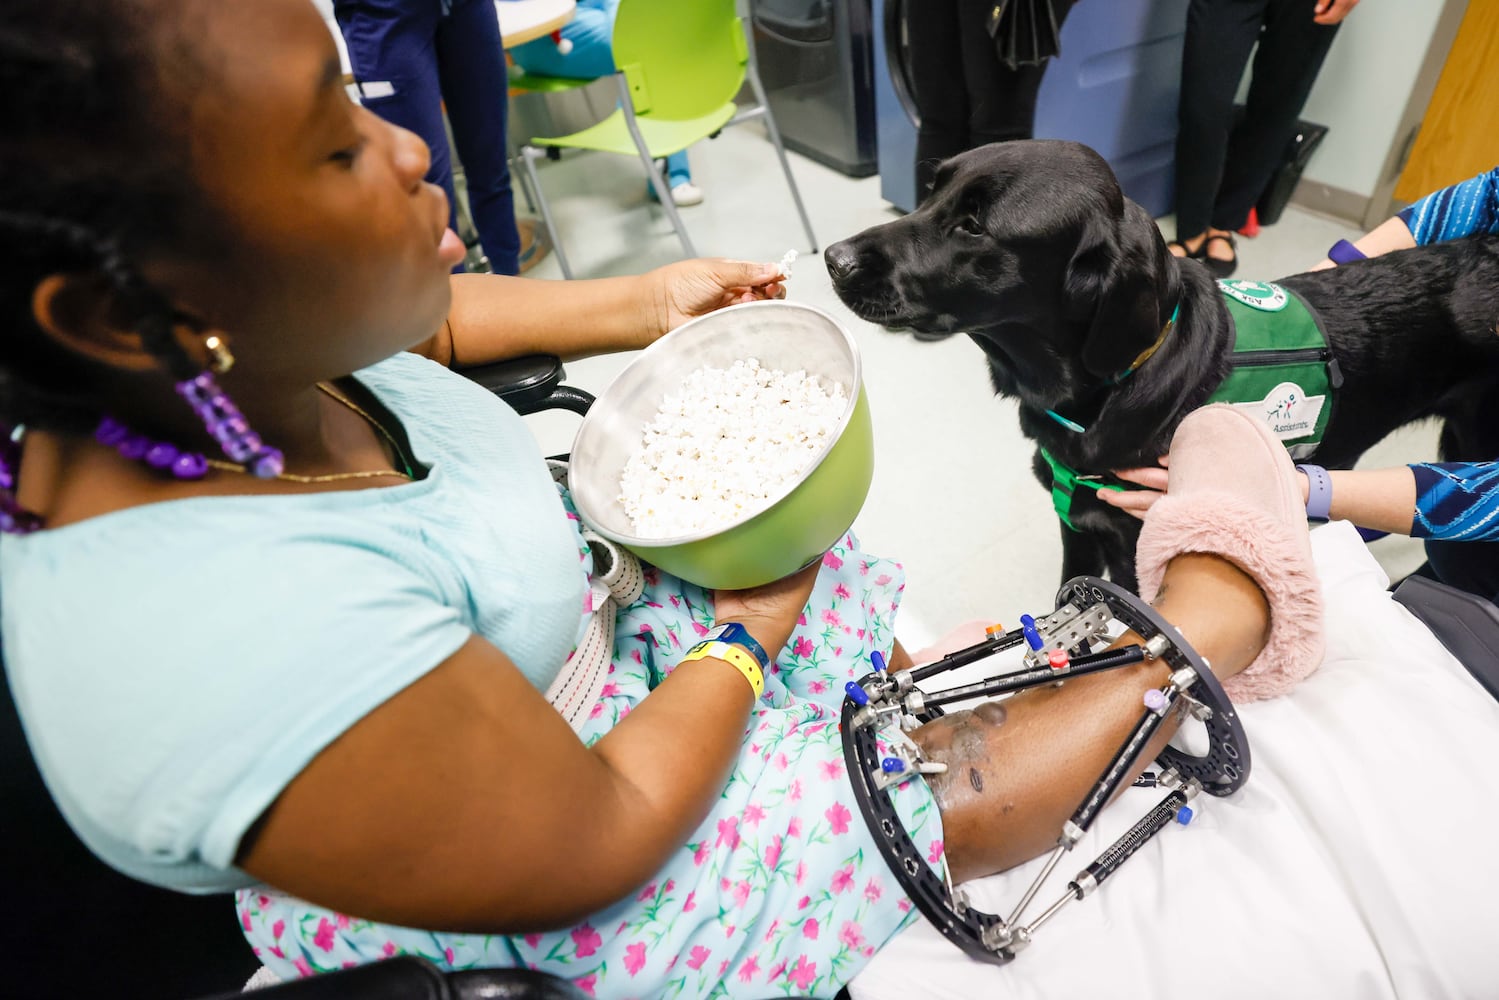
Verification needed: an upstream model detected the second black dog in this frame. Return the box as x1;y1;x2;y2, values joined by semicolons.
827;140;1499;591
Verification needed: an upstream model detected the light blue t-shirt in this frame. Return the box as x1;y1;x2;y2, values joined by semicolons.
0;352;589;892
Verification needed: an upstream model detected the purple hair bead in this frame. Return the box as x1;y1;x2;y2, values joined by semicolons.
173;452;210;479
0;424;28;532
251;449;286;478
144;442;180;469
87;370;284;483
95;417;131;447
0;499;41;536
177;373;216;405
118;434;152;461
90;415;210;482
223;432;263;464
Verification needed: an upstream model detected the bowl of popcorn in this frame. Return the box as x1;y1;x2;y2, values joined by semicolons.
568;299;873;590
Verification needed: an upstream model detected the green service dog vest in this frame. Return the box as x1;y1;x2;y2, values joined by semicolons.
1043;280;1341;530
1207;279;1341;461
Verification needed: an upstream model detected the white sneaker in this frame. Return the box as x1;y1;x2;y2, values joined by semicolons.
670;181;704;207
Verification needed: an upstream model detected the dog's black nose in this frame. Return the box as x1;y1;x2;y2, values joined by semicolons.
824;242;860;282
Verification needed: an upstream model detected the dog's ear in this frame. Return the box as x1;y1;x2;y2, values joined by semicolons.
1064;203;1171;380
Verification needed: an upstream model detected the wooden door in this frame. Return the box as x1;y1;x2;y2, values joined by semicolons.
1394;0;1499;203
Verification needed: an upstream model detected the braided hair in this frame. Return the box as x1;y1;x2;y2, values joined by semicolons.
0;0;212;435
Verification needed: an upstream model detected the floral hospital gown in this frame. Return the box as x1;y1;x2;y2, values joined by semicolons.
240;497;946;1000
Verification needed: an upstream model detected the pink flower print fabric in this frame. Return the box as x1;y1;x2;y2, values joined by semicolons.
239;526;945;998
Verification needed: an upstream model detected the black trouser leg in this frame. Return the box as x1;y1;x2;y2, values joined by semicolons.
907;0;969;200
957;0;1055;148
1212;0;1339;230
907;0;1065;203
1174;0;1265;240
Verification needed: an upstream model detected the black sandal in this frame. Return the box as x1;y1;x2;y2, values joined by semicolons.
1202;231;1238;278
1166;239;1203;260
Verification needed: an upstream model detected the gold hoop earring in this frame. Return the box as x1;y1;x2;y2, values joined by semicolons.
203;335;235;375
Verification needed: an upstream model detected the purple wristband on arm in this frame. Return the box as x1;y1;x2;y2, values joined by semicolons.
1296;464;1332;522
1327;239;1367;265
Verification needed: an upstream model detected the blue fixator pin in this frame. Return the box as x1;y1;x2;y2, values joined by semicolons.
1019;614;1037;629
870;650;887;674
1023;626;1045;652
881;757;906;774
1175;805;1194;825
844;681;870;706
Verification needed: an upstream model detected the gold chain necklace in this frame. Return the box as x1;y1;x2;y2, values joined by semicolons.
206;382;414;484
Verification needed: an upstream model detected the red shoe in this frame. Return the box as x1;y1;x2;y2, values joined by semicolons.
1238;207;1260;238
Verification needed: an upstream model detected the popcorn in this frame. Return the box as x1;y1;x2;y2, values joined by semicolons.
778;248;799;279
619;359;847;538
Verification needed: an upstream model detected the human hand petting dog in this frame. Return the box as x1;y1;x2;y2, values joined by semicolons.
1312;0;1359;25
1100;455;1314;520
1097;459;1169;520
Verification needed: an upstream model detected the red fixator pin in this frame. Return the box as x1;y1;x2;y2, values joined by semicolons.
1047;649;1069;670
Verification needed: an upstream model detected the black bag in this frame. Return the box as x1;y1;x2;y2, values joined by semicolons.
1257;119;1330;225
985;0;1072;69
1231;104;1330;226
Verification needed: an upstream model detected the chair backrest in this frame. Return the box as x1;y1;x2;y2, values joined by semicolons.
612;0;747;120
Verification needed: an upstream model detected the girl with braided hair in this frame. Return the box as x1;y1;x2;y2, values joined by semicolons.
0;1;1324;996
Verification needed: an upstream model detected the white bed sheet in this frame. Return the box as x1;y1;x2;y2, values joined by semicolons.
850;522;1499;1000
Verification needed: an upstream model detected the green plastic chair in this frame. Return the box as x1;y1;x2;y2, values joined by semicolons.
517;0;818;279
504;67;596;220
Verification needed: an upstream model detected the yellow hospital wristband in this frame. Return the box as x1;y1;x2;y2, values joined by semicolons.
680;640;766;698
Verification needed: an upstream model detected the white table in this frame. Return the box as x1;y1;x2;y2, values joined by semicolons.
316;0;577;73
495;0;577;48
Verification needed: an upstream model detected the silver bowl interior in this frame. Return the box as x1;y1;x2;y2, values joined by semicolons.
568;300;863;546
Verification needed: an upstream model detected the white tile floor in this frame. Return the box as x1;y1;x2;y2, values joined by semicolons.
516;124;1438;650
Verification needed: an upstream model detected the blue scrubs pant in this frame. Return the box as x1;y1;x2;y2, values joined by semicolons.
335;0;521;274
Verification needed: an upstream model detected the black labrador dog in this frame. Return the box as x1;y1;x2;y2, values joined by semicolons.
827;140;1499;591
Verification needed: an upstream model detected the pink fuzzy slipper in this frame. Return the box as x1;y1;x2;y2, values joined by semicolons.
1135;405;1324;701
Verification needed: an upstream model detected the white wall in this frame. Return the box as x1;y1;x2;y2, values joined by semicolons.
1300;3;1444;197
1237;3;1445;200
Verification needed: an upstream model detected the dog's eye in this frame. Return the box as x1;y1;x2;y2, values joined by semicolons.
957;215;985;237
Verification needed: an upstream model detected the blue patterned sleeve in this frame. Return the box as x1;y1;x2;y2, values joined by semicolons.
1397;167;1499;245
1410;461;1499;541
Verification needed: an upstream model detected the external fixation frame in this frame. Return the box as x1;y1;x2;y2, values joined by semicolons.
840;576;1250;964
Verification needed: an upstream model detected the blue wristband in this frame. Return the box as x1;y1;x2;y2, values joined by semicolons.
700;622;771;670
1327;239;1367;265
1296;464;1332;523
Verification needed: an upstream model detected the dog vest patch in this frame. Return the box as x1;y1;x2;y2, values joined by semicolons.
1207;280;1340;460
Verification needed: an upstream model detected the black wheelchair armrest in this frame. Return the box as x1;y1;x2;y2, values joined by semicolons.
458;355;595;417
195;956;589;1000
1392;574;1499;700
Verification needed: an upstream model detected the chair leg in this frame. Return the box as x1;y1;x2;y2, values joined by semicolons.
508;137;537;216
520;145;573;279
742;55;819;253
641;150;698;260
614;75;697;260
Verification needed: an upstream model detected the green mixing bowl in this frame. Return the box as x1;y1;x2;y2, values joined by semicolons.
568;300;873;591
